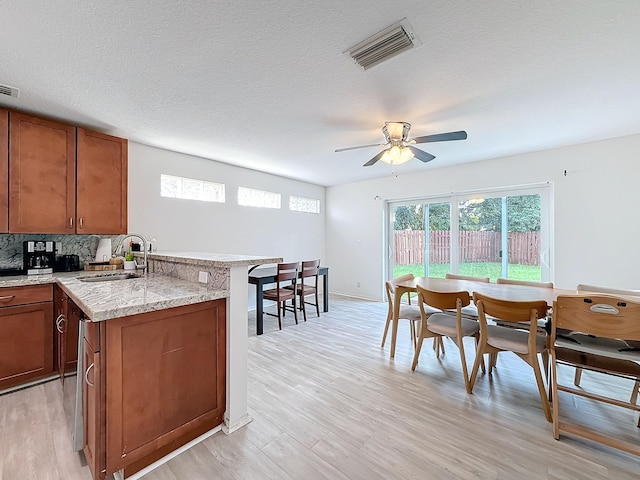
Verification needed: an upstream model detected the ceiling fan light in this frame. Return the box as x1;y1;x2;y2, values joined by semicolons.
380;146;414;165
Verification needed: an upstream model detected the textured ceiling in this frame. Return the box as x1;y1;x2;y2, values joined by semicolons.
2;1;640;186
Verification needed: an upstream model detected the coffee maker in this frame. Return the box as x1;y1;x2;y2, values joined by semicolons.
23;240;56;275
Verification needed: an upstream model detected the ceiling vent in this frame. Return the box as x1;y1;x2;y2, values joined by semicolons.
0;84;19;98
346;18;421;71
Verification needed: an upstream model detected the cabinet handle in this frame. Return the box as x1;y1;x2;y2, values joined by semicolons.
0;295;15;302
69;217;73;228
56;314;66;333
85;363;95;387
79;217;83;228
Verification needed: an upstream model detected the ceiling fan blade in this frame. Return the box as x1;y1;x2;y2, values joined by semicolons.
408;146;436;163
412;130;468;144
335;143;386;153
363;150;386;167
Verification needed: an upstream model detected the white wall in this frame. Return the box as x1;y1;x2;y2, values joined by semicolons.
326;134;640;300
127;142;325;303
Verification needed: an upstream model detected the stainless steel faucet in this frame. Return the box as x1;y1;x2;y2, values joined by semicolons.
114;233;148;274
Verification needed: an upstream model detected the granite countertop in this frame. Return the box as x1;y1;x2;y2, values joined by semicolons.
56;273;227;322
0;251;279;321
148;251;282;268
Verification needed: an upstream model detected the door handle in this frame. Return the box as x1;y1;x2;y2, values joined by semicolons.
0;295;15;302
85;363;95;387
56;314;66;333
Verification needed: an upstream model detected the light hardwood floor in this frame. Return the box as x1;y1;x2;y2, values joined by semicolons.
1;295;638;479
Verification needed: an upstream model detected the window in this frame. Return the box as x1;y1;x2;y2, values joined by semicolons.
289;195;320;214
387;185;551;282
237;187;281;209
160;174;225;203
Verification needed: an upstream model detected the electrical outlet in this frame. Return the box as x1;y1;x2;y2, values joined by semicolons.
357;281;361;288
198;271;209;284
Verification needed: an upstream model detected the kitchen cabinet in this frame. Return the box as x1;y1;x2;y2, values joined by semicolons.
0;284;54;390
9;112;76;233
77;128;128;234
5;111;128;234
54;285;80;382
83;320;104;480
81;299;226;479
0;108;7;232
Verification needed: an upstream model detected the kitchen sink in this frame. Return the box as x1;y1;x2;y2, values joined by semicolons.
78;272;141;282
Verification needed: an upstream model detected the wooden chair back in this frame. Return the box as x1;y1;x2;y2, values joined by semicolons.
416;286;470;311
497;278;554;288
553;295;640;341
277;262;298;284
446;273;490;283
385;273;415;304
300;259;320;280
473;292;548;324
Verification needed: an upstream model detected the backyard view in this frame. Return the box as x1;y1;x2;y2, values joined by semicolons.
392;194;542;282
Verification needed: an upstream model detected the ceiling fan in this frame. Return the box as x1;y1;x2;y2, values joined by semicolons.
335;122;467;167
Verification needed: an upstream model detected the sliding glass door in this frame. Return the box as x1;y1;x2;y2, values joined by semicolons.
388;185;551;282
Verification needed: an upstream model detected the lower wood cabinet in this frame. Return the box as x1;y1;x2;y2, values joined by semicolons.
81;299;226;480
54;285;80;382
0;285;53;390
83;321;104;480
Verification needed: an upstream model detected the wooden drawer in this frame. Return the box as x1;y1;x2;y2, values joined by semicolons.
0;284;53;307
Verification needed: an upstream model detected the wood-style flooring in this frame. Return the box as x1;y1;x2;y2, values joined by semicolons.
1;295;638;479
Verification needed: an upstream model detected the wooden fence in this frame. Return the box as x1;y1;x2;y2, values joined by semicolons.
394;230;540;266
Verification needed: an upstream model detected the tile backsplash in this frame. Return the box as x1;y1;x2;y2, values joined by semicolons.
0;234;122;270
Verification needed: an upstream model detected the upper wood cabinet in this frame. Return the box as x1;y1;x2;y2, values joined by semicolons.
9;112;76;233
0;108;7;232
5;111;128;234
77;128;128;234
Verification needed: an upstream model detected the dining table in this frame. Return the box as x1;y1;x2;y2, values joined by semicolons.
389;276;577;358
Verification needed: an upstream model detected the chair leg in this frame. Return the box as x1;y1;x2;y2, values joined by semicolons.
314;289;320;317
574;367;583;386
411;335;425;371
301;293;307;322
410;321;417;349
381;314;392;348
474;334;486;375
293;296;298;324
468;344;487;393
456;336;473;394
277;300;282;330
551;352;560;439
530;353;552;422
631;379;639;404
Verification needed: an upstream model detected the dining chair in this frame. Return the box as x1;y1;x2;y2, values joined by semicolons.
412;286;484;393
550;294;640;455
285;259;320;322
571;284;640;419
469;292;552;422
263;262;298;330
381;274;439;351
444;273;490;320
493;278;554;371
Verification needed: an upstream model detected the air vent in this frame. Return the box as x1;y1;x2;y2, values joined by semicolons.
346;18;420;70
0;84;19;98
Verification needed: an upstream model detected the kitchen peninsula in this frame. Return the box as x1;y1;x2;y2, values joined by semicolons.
1;251;281;480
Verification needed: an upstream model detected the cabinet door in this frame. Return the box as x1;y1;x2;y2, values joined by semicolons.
9;113;76;233
65;298;80;372
77;128;127;234
0;302;54;390
105;300;226;473
83;336;103;480
55;288;67;381
0;108;8;232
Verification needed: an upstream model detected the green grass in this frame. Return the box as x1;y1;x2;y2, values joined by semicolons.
393;262;541;283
